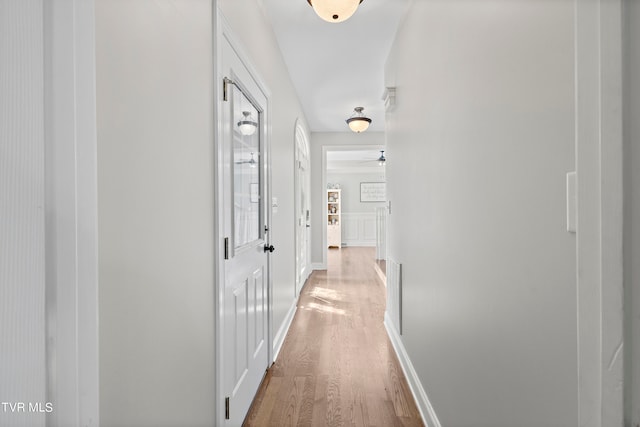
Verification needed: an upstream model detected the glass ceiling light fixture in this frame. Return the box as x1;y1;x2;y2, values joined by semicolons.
346;107;371;133
237;111;257;136
306;0;363;23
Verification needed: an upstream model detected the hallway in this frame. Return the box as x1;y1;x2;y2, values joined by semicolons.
244;247;422;426
3;2;637;426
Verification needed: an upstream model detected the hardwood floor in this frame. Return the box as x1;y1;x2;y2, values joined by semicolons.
243;247;423;427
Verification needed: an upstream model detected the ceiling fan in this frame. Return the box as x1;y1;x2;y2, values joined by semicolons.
358;150;386;166
235;152;257;168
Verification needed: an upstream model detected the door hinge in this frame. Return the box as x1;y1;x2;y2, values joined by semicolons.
225;397;230;420
224;237;230;260
223;77;234;102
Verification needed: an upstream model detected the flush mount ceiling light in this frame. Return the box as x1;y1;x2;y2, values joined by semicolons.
307;0;363;23
237;111;257;136
346;107;371;133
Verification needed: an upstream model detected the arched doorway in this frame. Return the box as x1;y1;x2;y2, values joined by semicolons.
294;120;311;296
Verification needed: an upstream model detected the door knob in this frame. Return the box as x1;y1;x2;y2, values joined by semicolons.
264;244;275;253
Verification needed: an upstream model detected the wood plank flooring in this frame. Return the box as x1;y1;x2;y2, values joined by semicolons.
243;247;423;427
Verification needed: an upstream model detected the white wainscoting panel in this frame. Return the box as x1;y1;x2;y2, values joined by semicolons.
342;212;376;246
343;215;359;241
362;215;377;240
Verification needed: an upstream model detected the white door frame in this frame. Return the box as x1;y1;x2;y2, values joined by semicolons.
575;0;624;425
214;9;273;426
321;144;384;267
44;1;99;426
294;118;311;295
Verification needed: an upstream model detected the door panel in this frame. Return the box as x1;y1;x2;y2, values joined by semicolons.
232;279;248;390
222;36;270;426
294;127;310;295
251;267;266;357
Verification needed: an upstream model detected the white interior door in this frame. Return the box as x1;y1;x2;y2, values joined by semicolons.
221;37;270;427
294;127;311;295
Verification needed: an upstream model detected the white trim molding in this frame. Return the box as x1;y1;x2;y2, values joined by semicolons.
321;144;385;268
272;299;298;362
575;0;625;425
382;87;396;111
44;1;99;426
384;315;441;427
311;262;327;271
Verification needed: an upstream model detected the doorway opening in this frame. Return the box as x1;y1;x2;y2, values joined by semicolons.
294;120;311;297
216;20;273;427
323;146;387;275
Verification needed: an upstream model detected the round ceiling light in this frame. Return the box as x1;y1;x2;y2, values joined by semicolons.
237;111;257;136
346;107;371;133
306;0;363;23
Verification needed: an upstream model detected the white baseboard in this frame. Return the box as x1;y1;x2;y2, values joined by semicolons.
272;298;298;361
311;262;326;270
374;261;386;286
300;265;312;285
384;313;442;427
342;241;376;247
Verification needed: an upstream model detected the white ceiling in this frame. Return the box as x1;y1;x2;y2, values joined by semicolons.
259;0;409;132
326;149;385;171
327;149;382;162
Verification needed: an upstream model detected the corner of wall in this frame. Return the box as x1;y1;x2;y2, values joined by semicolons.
623;1;640;424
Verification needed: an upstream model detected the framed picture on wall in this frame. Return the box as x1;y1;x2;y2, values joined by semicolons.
360;182;386;202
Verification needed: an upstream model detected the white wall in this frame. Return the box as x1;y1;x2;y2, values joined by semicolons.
95;2;216;426
384;2;577;426
0;2;46;426
625;1;640;424
218;0;311;350
96;1;308;424
326;171;385;247
310;132;385;266
326;171;386;213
